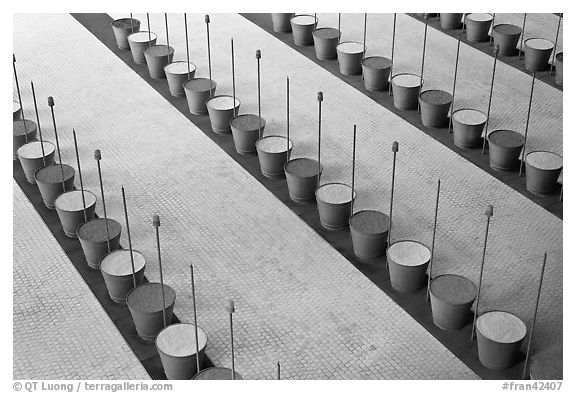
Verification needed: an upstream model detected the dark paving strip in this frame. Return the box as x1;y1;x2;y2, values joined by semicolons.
408;14;562;92
240;13;562;220
70;13;527;380
13;163;214;380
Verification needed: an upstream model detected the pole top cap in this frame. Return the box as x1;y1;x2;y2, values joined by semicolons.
317;92;323;102
256;49;261;59
153;214;160;227
13;54;16;63
485;204;494;217
205;15;210;23
48;96;54;107
225;299;235;313
392;141;399;152
94;149;101;160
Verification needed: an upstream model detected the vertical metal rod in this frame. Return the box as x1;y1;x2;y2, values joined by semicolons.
338;13;342;43
31;81;46;166
95;150;111;254
121;186;137;288
362;13;367;59
387;141;399;267
225;300;236;380
482;46;499;155
73;130;87;222
519;73;536;177
231;38;236;115
418;17;429;114
550;14;562;75
48;97;66;193
518;13;527;59
153;215;167;329
256;50;262;139
13;54;28;143
205;15;213;98
317;92;323;187
471;205;493;341
388;14;397;96
277;361;281;380
190;265;201;374
164;13;170;57
522;252;548;380
184;14;191;79
426;179;441;302
286;77;290;163
130;13;134;35
146;13;152;48
489;13;495;45
350;125;357;217
449;34;462;133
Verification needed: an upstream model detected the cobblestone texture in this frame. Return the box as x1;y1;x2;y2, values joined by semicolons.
13;181;149;380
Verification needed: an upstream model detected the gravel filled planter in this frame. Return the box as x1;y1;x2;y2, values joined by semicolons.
555;52;563;86
430;274;477;330
256;136;293;178
183;78;217;115
230;114;266;154
391;73;422;110
451;108;487;149
17;141;55;184
419;89;452;128
524;151;563;195
290;14;318;46
361;56;391;91
440;13;463;30
476;310;527;370
524;38;554;72
111;18;141;50
336;41;366;76
284;158;322;203
206;96;240;134
13;100;21;120
127;282;176;341
312;28;341;60
387;241;431;293
100;249;146;303
271;13;293;33
465;13;494;43
54;190;97;238
487;130;525;171
349;210;390;259
164;61;196;97
192;367;243;380
315;183;355;230
144;45;175;79
34;163;75;209
13;119;38;160
492;24;522;56
529;350;563;380
156;323;208;379
127;31;157;64
77;218;122;269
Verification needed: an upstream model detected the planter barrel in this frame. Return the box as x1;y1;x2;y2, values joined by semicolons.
192;367;243;380
34;164;75;209
387;240;431;293
419;90;453;128
230;114;266;155
156;324;208;379
487;130;525;171
284;158;322;203
112;18;141;50
128;31;157;64
256;136;293;178
476;310;527;370
312;27;341;60
336;41;366;76
127;282;176;341
290;14;317;46
429;274;477;330
316;182;355;230
349;210;390;259
77;218;122;269
13;119;38;160
206;96;240;134
492;24;522;56
54;190;97;238
100;249;146;303
524;38;554;72
13;100;21;120
525;151;563;195
362;56;391;91
555;52;563;86
271;13;293;33
529;350;563;380
465;13;494;43
183;78;217;115
144;45;175;79
452;108;487;149
17;141;56;184
391;73;422;110
440;13;463;30
164;61;196;97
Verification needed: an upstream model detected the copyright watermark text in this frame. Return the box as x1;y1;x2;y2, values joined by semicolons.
502;381;562;391
13;381;172;392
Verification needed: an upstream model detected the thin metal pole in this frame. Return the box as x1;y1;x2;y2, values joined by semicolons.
164;13;170;56
225;300;236;380
522;252;548;380
190;265;201;374
31;81;46;166
418;16;429;114
121;186;137;288
482;46;499;155
518;13;527;59
48;97;66;193
205;15;213;98
388;141;399;266
13;54;28;144
130;13;134;35
519;73;536;177
286;77;290;163
231;38;236;115
184;14;191;79
389;14;397;96
471;205;493;341
146;13;152;48
426;179;441;302
317;92;323;187
72;130;87;222
362;13;367;59
550;14;562;75
338;13;342;43
489;13;495;45
449;34;462;133
256;50;262;139
277;361;281;380
153;215;167;329
95;150;111;254
350;125;357;217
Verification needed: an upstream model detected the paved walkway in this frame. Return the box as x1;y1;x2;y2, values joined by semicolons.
13;181;149;380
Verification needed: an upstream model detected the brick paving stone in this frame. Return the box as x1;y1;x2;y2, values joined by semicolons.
13;181;149;380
